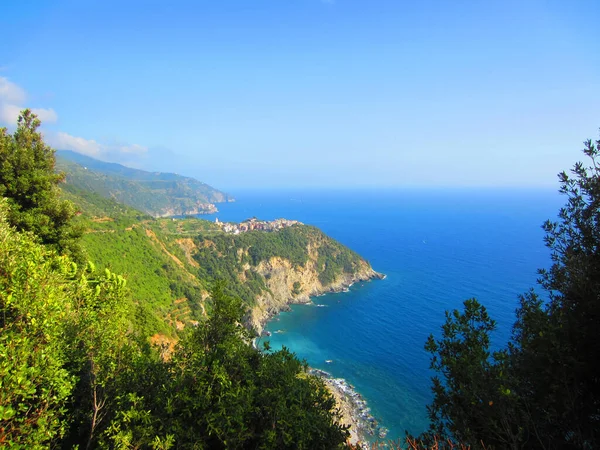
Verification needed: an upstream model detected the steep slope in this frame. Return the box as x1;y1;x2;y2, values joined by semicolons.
184;225;383;332
56;150;233;217
59;186;209;338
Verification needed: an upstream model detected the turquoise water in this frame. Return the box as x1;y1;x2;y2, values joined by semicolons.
206;188;561;440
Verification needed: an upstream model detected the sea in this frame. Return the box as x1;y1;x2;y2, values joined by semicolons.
204;188;562;441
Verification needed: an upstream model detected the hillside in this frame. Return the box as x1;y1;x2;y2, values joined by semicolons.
56;150;233;217
62;185;382;339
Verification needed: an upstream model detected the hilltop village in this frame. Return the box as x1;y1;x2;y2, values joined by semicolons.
215;217;302;234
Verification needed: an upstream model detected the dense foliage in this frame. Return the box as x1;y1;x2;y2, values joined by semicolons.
0;110;82;260
56;150;232;217
82;226;202;337
106;283;349;449
422;134;600;449
0;200;132;448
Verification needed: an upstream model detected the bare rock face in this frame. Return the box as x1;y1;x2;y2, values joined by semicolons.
249;255;382;334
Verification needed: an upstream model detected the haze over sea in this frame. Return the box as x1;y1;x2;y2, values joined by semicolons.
206;188;562;440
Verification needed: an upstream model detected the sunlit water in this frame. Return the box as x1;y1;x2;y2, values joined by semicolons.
204;188;561;440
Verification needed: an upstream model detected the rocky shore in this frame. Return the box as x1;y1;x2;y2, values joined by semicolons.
250;260;384;334
310;368;389;447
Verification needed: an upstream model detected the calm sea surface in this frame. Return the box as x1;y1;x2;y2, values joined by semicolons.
204;188;561;440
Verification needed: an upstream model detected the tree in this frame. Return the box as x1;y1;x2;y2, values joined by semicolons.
252;348;348;449
0;109;82;259
0;200;76;447
102;283;349;449
422;132;600;449
509;134;600;448
0;200;133;449
423;300;521;449
61;264;135;450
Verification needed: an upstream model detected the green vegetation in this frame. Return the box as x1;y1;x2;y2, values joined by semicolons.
1;111;351;448
56;149;233;217
0;110;82;260
191;225;365;301
58;183;208;338
419;134;600;449
0;199;132;448
61;183;149;225
82;226;204;338
313;231;362;285
70;201;367;338
106;283;348;449
293;281;302;296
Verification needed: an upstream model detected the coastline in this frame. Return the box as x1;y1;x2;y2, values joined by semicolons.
255;275;388;447
255;266;388;446
251;266;385;334
251;345;385;447
310;368;388;447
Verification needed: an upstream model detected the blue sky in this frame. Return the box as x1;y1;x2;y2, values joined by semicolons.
1;0;599;190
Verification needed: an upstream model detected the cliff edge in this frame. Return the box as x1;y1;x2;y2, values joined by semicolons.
252;253;382;333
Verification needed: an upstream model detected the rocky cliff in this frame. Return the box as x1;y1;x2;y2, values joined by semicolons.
249;249;383;334
178;224;384;334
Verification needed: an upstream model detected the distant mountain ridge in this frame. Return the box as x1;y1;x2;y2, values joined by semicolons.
56;150;233;217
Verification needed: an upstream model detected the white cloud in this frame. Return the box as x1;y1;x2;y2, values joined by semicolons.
31;107;58;123
47;131;147;161
0;77;26;104
0;103;22;124
0;104;57;124
48;132;102;157
0;76;58;125
1;76;144;163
